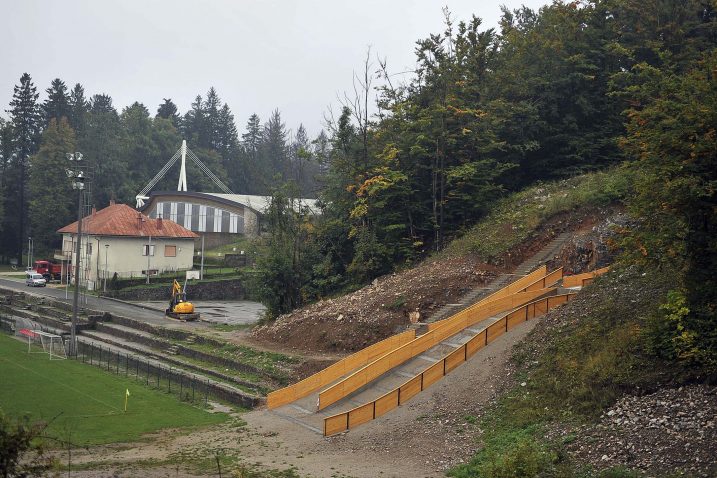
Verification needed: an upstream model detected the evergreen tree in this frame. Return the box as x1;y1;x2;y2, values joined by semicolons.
28;118;77;253
0;119;10;242
4;73;41;262
217;103;238;160
239;113;264;194
203;87;221;150
82;94;126;206
182;95;204;146
42;78;71;127
156;98;180;126
121;102;158;197
68;83;89;134
263;109;289;182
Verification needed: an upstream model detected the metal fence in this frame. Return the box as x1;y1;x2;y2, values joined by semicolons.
3;318;217;408
73;340;213;407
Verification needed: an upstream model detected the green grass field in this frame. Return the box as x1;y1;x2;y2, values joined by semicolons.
0;333;226;446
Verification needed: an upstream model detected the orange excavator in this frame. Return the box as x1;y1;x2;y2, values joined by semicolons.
166;279;200;321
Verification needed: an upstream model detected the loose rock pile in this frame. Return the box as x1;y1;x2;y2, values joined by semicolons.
559;385;717;477
253;256;496;352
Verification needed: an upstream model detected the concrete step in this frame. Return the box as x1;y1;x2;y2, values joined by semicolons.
74;334;259;408
80;329;265;394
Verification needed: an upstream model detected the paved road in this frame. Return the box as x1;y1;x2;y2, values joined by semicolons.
0;278;263;328
0;277;161;320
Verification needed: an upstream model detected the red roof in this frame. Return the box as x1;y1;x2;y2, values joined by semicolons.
57;203;198;239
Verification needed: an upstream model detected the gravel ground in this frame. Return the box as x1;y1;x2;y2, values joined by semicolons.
549;385;717;477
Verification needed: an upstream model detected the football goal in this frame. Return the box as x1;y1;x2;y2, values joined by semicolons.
19;328;67;360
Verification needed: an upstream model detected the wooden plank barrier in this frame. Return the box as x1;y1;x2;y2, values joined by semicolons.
522;267;563;292
323;292;577;436
268;329;416;409
562;267;609;288
318;286;555;410
426;266;551;333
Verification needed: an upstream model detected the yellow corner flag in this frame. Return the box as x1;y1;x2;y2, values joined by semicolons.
124;388;130;412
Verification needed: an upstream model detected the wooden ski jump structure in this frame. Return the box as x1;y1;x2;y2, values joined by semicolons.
267;266;609;436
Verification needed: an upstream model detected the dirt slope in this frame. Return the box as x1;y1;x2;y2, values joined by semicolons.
253;256;498;353
252;206;618;355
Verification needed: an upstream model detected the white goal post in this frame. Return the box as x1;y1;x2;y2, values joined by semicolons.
19;328;67;360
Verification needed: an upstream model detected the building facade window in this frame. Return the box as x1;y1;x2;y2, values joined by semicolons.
142;244;155;256
164;245;177;257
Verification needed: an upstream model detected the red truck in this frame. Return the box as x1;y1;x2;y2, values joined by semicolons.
34;260;64;281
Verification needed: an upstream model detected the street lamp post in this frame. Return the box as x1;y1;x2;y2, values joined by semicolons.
65;152;85;357
104;244;109;293
27;237;33;270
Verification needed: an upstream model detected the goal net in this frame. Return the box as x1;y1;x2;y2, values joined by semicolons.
19;328;67;360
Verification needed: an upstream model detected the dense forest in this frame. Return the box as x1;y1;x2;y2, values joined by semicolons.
1;1;715;363
0;81;322;262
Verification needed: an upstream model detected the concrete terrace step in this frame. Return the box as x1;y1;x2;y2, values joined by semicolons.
75;334;259;408
80;329;264;394
92;320;272;381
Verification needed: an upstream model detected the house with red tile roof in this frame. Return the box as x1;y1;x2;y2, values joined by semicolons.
57;201;198;289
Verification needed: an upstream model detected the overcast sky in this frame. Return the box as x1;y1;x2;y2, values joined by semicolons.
2;0;548;136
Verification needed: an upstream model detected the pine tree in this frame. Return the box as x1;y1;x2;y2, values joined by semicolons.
28;118;77;253
239;113;264;194
42;78;71;127
203;87;221;150
182;95;204;146
0;119;10;242
82;94;126;206
263;109;289;182
156;98;180;126
68;83;89;134
4;73;41;262
217;103;238;160
121;102;157;196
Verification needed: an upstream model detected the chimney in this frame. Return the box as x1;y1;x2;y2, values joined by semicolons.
91;207;97;215
137;212;143;232
157;215;163;229
109;199;115;206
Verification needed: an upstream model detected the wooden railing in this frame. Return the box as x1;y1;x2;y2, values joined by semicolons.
323;292;576;436
267;330;416;409
562;267;609;288
521;267;563;292
269;265;560;412
318;277;558;410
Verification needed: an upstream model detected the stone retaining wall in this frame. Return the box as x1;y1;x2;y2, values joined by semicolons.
107;278;246;301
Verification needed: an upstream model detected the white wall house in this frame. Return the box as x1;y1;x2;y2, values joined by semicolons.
57;202;197;290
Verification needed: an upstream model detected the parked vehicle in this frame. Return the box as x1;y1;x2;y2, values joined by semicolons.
34;260;63;281
26;273;47;287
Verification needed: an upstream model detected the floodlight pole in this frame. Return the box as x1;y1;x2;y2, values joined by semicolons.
70;180;83;357
66;151;85;358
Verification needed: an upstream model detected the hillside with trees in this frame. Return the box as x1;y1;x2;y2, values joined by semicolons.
1;0;716;476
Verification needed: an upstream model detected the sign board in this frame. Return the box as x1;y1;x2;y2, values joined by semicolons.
186;270;200;280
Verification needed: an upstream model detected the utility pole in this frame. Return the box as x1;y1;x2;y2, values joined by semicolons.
200;234;205;280
66;152;85;357
104;244;109;293
146;235;152;284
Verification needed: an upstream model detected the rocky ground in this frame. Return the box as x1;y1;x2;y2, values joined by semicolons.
550;385;717;477
252;256;499;353
548;209;630;274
